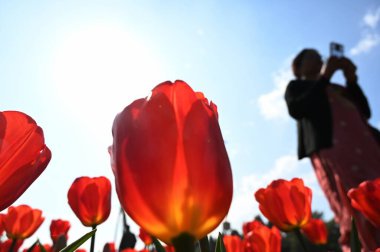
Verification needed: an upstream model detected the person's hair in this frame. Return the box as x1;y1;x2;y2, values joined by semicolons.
292;48;319;79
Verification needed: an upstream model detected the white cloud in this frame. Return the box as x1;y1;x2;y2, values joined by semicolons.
220;154;328;233
350;33;380;56
350;6;380;56
257;61;293;120
363;6;380;29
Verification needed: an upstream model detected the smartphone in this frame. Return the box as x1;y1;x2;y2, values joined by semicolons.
330;42;344;57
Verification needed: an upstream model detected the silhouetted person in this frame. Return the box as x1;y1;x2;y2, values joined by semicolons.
222;221;231;235
285;49;380;251
119;211;137;251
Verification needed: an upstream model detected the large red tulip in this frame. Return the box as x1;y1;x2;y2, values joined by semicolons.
67;176;111;227
2;205;44;240
50;219;71;243
301;218;328;245
348;178;380;227
0;111;51;211
109;80;233;244
243;221;281;252
254;178;312;231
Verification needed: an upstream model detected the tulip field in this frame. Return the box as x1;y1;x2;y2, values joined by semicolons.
1;81;380;252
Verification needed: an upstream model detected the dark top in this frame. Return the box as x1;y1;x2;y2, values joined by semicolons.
284;77;371;159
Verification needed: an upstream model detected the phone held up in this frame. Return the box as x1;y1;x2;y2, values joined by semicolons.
330;42;344;58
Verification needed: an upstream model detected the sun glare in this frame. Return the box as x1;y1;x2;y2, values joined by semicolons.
52;24;165;127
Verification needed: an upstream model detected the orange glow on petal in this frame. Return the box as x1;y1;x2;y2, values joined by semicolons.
110;80;232;243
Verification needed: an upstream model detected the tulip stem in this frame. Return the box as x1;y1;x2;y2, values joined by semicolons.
294;229;309;252
172;233;196;252
90;225;97;252
9;239;17;252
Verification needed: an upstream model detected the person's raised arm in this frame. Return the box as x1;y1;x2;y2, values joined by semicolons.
341;57;371;118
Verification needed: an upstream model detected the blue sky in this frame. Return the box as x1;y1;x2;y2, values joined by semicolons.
1;1;380;251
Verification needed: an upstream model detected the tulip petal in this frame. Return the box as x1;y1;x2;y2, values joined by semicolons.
348;180;380;227
181;99;232;236
112;92;179;237
0;111;51;211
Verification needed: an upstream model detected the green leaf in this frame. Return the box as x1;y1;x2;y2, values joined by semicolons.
215;233;226;252
199;236;210;252
59;228;97;252
153;237;166;252
350;218;361;252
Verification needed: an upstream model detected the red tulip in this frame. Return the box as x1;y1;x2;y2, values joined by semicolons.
0;239;23;252
67;176;111;227
102;242;116;252
254;178;312;231
50;219;71;243
109;80;233;244
223;235;243;252
75;249;87;252
139;228;153;245
0;111;51;211
242;221;256;237
301;218;328;245
2;205;44;239
243;221;281;252
348;178;380;228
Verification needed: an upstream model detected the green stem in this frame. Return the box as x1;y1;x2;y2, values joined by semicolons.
294;229;309;252
199;236;210;252
90;225;97;252
171;233;196;252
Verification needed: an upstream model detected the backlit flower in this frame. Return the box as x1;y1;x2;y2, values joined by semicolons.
254;178;312;231
50;219;71;243
109;80;233;244
0;111;51;211
348;178;380;227
2;205;44;240
243;221;281;252
67;176;111;227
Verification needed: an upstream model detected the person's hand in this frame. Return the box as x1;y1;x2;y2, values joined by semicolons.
341;57;358;83
321;56;341;80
